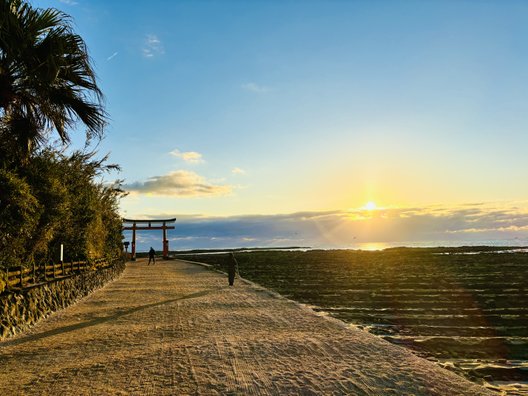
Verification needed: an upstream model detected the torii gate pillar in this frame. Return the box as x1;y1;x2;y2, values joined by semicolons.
162;221;169;258
131;222;136;260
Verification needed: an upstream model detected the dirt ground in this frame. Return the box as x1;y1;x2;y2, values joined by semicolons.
0;259;493;395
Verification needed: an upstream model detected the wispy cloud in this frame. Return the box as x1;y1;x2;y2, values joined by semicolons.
231;167;246;175
59;0;78;5
142;34;164;58
170;149;204;164
241;82;271;93
106;52;118;61
124;170;232;197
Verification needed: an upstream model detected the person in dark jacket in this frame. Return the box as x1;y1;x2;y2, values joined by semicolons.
148;247;156;265
227;252;239;286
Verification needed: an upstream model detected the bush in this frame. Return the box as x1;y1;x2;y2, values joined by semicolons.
0;150;124;269
0;169;41;268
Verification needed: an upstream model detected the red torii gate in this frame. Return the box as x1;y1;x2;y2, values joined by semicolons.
122;218;176;260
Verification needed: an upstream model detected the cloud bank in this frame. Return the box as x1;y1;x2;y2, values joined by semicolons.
124;202;528;250
124;170;232;197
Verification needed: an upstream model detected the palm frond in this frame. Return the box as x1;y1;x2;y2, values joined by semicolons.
0;0;106;158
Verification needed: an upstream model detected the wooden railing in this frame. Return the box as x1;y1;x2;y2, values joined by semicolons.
3;257;117;291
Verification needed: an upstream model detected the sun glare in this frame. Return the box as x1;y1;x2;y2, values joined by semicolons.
364;201;377;211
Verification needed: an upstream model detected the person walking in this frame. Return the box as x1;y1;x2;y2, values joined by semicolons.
148;247;156;265
227;252;239;286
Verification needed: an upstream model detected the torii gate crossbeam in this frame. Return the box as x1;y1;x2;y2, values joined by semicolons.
122;218;176;260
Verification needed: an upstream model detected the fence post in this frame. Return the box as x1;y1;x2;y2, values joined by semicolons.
52;260;56;278
43;261;47;281
33;262;36;284
61;260;64;277
19;265;23;288
6;268;10;291
70;260;73;275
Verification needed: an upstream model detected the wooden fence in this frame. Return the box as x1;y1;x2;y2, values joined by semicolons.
3;257;117;291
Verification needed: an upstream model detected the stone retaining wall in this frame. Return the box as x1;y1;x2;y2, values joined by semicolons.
0;260;125;340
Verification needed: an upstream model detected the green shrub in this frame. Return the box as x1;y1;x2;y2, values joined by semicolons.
0;168;41;268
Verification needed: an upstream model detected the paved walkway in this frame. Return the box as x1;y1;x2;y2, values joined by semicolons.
0;259;492;395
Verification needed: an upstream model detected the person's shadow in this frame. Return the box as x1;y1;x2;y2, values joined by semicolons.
0;287;225;348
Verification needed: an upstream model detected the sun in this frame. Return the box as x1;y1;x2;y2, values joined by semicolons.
364;201;377;211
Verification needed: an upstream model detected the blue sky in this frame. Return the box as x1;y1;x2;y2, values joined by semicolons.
34;0;528;249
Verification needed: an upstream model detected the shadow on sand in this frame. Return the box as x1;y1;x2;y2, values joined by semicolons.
0;287;224;348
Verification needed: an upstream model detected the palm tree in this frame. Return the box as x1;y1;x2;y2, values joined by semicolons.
0;0;106;159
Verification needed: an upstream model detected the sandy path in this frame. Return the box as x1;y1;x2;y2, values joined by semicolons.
0;259;493;395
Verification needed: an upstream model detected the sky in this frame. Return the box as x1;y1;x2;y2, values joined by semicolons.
34;0;528;250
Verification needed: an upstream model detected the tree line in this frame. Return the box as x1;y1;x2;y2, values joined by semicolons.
0;0;124;268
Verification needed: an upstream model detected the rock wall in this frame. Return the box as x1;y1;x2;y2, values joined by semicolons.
0;260;125;340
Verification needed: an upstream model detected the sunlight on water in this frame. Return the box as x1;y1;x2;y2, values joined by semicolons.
356;242;388;251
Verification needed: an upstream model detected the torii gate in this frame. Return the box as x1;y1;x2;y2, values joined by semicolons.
122;218;176;260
